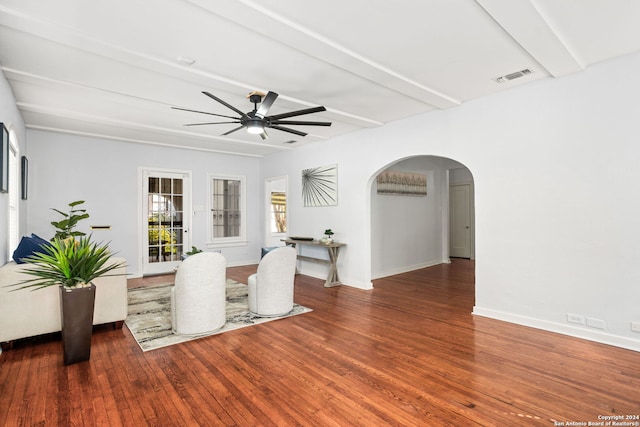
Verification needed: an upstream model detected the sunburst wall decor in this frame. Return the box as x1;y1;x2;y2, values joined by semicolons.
301;164;337;207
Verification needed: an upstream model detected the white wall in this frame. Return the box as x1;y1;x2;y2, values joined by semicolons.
0;70;27;264
370;157;450;279
261;51;640;351
27;130;262;276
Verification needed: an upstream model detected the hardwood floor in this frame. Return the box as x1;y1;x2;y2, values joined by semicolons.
1;259;639;426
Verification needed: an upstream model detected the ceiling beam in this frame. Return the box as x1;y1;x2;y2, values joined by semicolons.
187;0;461;110
475;0;584;77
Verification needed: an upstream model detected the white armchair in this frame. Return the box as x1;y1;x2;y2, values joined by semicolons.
248;246;297;316
171;252;226;335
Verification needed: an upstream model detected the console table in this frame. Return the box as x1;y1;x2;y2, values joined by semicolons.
283;239;346;287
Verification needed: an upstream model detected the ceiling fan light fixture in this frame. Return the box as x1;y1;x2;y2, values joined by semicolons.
246;121;264;134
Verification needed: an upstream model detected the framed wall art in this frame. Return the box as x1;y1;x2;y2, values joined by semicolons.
301;164;337;207
376;170;427;196
0;123;8;193
21;156;28;200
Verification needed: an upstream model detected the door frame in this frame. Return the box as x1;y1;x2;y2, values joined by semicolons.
449;181;475;259
138;167;192;276
263;175;288;247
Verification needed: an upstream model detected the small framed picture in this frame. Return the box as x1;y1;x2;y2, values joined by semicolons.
0;123;9;193
21;156;28;200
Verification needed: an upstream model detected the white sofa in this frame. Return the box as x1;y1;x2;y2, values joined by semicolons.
0;257;128;349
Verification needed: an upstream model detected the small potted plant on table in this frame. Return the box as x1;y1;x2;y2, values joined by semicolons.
321;229;334;244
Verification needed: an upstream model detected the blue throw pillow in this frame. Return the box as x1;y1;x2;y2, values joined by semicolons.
30;233;50;247
12;235;51;264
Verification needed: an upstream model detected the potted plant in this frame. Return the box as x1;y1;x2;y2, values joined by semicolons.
181;246;203;261
50;200;90;240
12;236;125;365
321;229;334;244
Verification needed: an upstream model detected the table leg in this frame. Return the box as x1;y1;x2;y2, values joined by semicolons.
324;247;341;287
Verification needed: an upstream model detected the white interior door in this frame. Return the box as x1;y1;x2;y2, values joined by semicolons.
449;183;472;258
141;168;191;275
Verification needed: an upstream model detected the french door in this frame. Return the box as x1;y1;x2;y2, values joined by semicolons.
141;168;191;275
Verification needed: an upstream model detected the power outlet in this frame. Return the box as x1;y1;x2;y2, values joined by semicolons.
631;322;640;333
567;313;586;325
586;317;606;330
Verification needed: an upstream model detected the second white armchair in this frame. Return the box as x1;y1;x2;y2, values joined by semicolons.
248;246;297;317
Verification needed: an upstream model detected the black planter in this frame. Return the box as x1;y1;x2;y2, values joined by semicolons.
59;284;96;365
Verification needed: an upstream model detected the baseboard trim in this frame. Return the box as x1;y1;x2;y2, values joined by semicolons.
473;307;640;352
372;259;447;280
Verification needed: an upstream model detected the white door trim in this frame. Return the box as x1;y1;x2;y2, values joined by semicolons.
138;167;192;276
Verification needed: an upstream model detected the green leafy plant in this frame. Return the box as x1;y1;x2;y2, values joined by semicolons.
148;225;177;255
11;236;125;290
186;246;203;256
51;200;90;240
324;229;334;237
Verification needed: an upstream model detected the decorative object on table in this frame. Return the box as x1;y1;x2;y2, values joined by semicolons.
20;156;28;200
8;235;125;365
180;245;203;261
171;252;226;335
0;123;8;193
248;246;297;316
320;229;334;244
301;164;337;207
126;279;312;352
50;200;90;240
376;170;427;196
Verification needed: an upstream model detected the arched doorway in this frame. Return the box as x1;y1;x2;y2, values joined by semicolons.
369;155;475;280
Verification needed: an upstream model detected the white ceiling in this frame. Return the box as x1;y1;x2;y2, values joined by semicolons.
1;0;639;157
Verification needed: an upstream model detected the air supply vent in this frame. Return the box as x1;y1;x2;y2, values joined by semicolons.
284;140;297;144
496;68;532;83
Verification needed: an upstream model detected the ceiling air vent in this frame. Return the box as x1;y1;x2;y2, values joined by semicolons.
284;140;297;144
496;68;532;83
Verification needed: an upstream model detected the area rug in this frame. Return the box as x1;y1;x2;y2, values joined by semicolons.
126;279;311;351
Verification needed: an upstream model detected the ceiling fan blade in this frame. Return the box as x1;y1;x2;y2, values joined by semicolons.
260;129;269;140
221;125;245;136
267;106;326;120
270;120;332;126
184;121;241;127
202;91;249;119
268;124;308;137
255;91;279;119
171;106;238;120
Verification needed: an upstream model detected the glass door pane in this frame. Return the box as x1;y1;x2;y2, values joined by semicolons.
142;170;190;275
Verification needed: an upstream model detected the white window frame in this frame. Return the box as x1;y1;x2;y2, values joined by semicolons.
207;173;247;248
7;129;19;261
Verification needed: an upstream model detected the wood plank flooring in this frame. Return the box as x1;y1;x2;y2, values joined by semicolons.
1;259;639;426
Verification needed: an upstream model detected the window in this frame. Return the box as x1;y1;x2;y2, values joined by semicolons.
7;130;19;259
270;191;286;233
208;174;246;246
